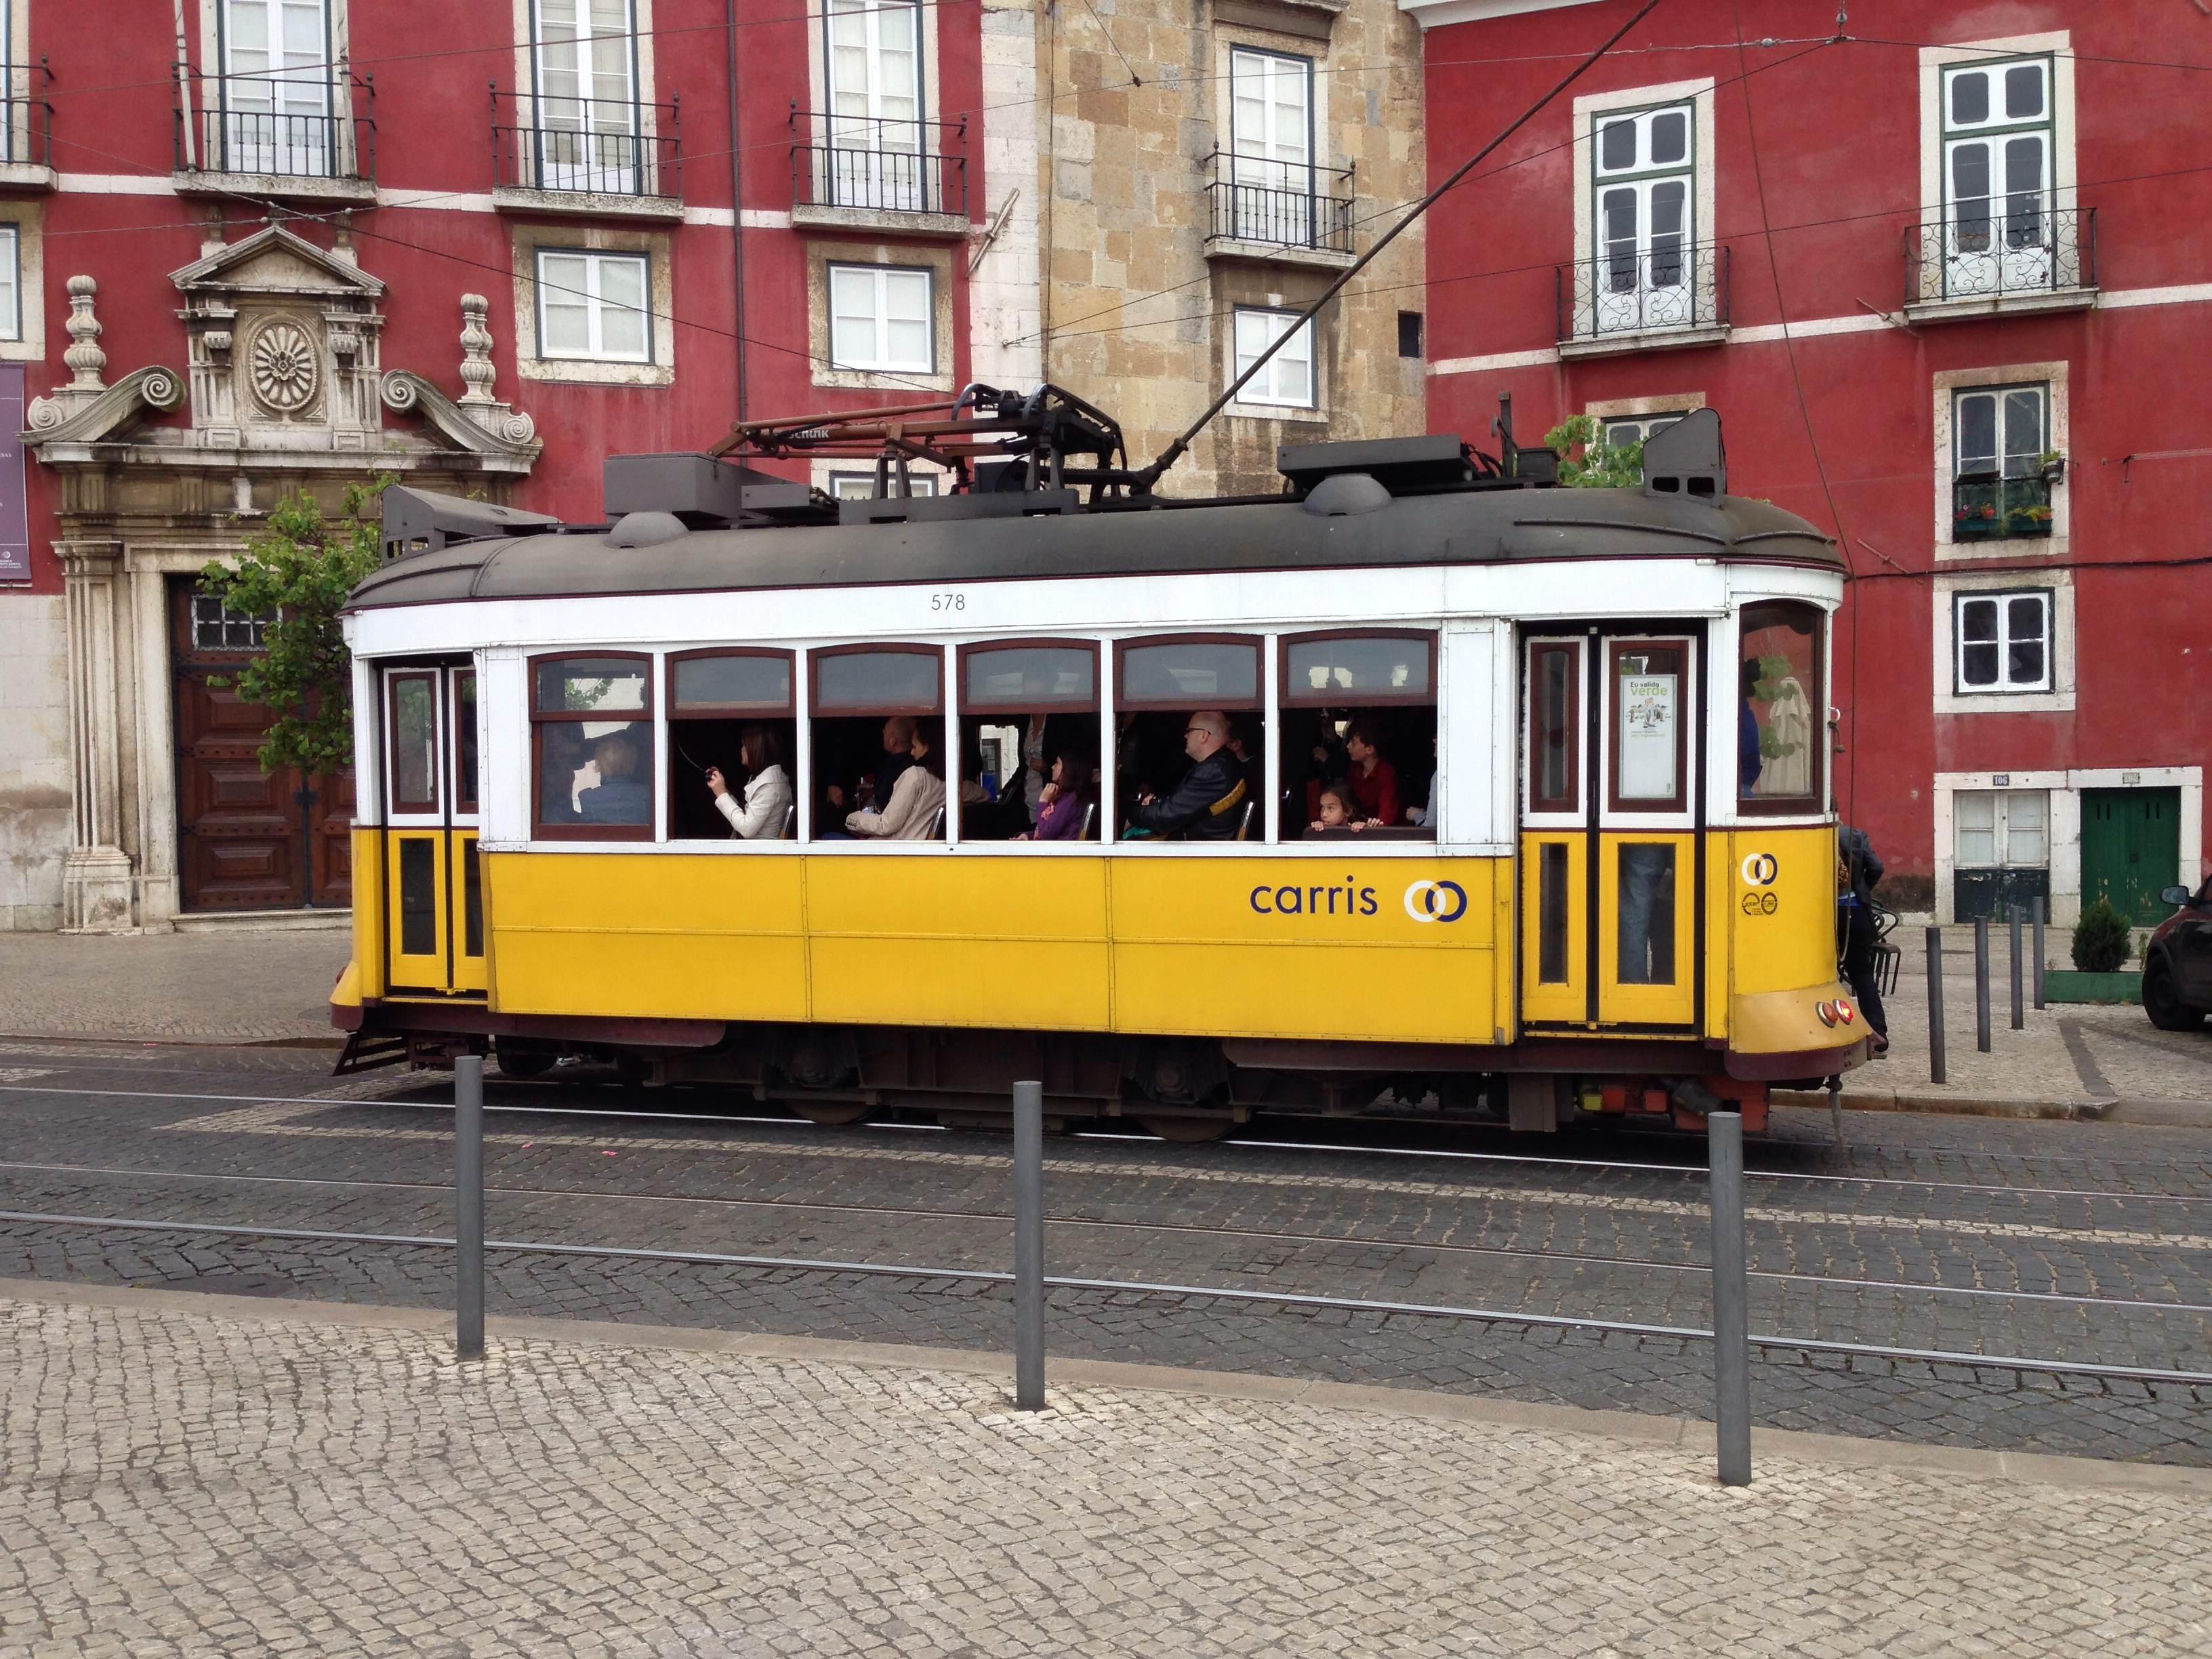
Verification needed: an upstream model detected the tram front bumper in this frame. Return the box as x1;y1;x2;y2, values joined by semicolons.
1723;983;1870;1080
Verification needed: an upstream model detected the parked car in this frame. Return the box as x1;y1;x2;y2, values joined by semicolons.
2142;882;2212;1031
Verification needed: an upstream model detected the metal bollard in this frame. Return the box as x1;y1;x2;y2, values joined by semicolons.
1973;917;1992;1054
2009;904;2025;1031
1012;1079;1046;1411
2031;896;2047;1010
1708;1110;1752;1488
1925;926;1947;1086
455;1053;485;1362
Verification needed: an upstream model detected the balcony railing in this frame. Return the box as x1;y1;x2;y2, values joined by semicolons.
0;58;54;169
1204;151;1355;255
790;110;967;218
1908;205;2095;305
176;75;375;184
493;89;680;200
1952;472;2055;542
1557;241;1729;345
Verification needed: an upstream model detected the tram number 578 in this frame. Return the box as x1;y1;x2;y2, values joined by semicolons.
930;592;968;612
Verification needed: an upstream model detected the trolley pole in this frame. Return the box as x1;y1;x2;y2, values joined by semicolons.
1925;926;1947;1086
2008;904;2026;1031
1012;1079;1046;1412
455;1053;485;1363
2031;896;2047;1010
1973;917;1992;1054
1708;1110;1752;1488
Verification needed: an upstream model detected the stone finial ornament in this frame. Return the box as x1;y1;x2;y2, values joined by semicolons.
458;293;497;407
63;276;107;392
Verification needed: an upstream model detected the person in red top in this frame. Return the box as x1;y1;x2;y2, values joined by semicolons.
1343;718;1399;826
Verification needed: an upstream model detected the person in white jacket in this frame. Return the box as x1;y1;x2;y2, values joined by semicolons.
846;727;946;840
705;726;793;839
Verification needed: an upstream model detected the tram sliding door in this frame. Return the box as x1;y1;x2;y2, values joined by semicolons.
381;663;485;998
1519;630;1700;1031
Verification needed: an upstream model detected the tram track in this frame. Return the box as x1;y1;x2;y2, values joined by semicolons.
5;1155;2205;1316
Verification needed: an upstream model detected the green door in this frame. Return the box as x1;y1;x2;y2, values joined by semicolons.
2081;787;2181;926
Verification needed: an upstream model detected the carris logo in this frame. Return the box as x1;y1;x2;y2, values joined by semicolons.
1403;880;1469;924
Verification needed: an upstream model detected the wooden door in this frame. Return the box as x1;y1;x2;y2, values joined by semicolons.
2081;787;2181;927
171;579;352;912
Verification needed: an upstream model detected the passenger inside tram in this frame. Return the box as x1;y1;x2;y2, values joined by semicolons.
844;722;947;840
1282;708;1437;840
1309;780;1373;834
1125;710;1249;840
573;729;651;826
704;725;794;840
1012;749;1095;841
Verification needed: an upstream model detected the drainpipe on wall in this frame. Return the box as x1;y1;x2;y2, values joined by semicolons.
724;0;747;421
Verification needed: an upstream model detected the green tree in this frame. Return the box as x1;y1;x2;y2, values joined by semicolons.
1542;413;1644;489
197;479;390;777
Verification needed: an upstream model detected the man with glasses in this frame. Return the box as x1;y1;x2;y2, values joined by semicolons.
1128;710;1248;841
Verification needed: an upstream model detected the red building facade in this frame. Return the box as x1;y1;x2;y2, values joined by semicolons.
1409;0;2209;924
0;0;996;930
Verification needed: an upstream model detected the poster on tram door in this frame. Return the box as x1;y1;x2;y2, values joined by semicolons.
1619;673;1677;800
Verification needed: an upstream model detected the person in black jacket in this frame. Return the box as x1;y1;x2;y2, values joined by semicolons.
1837;823;1890;1053
1130;710;1248;840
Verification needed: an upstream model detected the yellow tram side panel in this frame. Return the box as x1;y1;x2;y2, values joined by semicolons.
338;826;386;1004
1110;858;1502;1045
1712;824;1857;1057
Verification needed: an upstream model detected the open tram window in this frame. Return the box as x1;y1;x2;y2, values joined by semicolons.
1113;635;1264;844
529;653;653;841
809;644;947;842
1737;601;1825;814
958;640;1099;841
1279;631;1437;841
665;650;797;841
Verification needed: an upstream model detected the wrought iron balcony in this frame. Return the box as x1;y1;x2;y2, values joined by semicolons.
1204;152;1355;255
175;75;375;186
1907;205;2095;307
0;58;54;172
492;91;680;201
1557;242;1729;347
1952;472;2055;542
791;111;967;220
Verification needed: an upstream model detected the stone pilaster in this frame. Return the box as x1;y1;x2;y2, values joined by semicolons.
59;539;136;933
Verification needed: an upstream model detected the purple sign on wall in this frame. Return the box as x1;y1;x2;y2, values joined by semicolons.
0;364;27;584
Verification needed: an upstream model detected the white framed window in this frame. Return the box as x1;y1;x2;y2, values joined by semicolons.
1590;101;1693;334
535;249;651;362
823;0;924;209
1954;590;2052;694
827;263;933;373
533;0;642;193
1942;58;2052;278
1231;306;1313;409
1228;47;1314;243
0;225;18;342
1599;411;1684;451
1955;789;2048;869
1951;383;2051;544
219;0;333;176
830;471;938;499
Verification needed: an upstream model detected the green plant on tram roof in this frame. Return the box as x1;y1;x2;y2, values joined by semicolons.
1542;414;1645;489
197;478;393;778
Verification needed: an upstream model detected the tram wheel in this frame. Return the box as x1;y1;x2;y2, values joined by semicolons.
494;1045;556;1081
1139;1114;1233;1144
787;1099;872;1127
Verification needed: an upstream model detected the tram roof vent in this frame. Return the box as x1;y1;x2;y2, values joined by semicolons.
603;452;823;529
1641;407;1726;500
1277;434;1476;494
380;487;562;562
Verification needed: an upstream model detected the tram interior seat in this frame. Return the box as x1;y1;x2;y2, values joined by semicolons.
1080;802;1097;841
781;803;797;840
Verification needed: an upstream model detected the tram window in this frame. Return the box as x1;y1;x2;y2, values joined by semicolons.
810;646;947;842
960;642;1099;840
387;672;438;815
453;671;479;815
665;650;796;842
1738;601;1825;813
529;653;653;841
1113;636;1263;844
1527;642;1581;814
1279;632;1437;840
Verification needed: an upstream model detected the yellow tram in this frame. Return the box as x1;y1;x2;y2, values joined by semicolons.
331;398;1866;1136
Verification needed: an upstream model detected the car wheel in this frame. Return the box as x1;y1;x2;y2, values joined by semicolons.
2143;960;2206;1033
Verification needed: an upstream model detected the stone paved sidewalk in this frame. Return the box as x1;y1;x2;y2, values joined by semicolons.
0;930;348;1046
3;1284;2206;1659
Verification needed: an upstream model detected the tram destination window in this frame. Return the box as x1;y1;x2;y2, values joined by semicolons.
1279;631;1437;841
811;645;947;842
1114;635;1263;844
530;653;654;840
665;650;796;841
959;641;1099;841
1738;601;1826;813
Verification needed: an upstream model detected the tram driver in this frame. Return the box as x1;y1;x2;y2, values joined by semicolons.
1128;710;1247;840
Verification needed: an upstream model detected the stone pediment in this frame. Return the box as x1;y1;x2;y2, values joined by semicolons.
168;224;387;300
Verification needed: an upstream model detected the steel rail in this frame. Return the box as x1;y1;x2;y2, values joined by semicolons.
6;1080;2209;1205
3;1206;2209;1388
2;1158;2206;1316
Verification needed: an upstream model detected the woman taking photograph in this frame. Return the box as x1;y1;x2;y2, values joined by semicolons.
705;726;793;839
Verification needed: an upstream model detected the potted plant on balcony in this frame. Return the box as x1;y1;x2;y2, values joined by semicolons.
2038;450;2066;483
2005;502;2055;537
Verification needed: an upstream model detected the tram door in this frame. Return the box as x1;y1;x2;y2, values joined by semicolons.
1519;631;1699;1029
381;663;485;998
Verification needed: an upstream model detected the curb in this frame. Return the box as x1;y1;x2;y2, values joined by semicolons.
0;1028;347;1051
7;1275;2207;1498
1776;1088;2212;1127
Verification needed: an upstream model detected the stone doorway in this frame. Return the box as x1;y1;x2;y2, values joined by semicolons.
169;578;354;912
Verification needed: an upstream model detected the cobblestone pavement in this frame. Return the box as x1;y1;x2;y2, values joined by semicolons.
5;1290;2208;1659
1836;928;2212;1111
2;1042;2208;1466
0;930;346;1045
